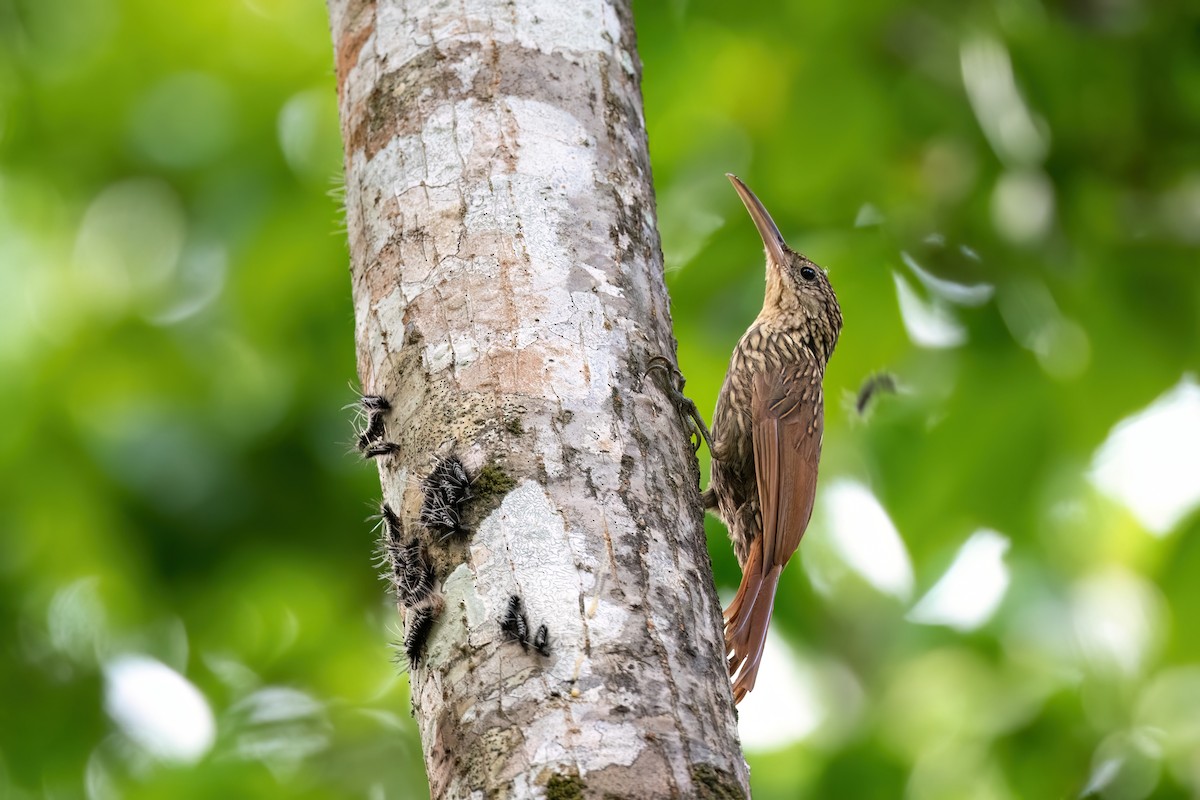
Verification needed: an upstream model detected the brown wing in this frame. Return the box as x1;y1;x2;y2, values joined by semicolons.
724;362;824;701
752;363;824;572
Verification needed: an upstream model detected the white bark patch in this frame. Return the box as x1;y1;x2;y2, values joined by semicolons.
508;98;596;194
353;92;623;402
618;48;635;76
469;481;591;674
533;426;566;480
423;340;455;375
444;563;486;628
525;712;644;772
376;0;623;71
370;285;406;332
351;101;475;259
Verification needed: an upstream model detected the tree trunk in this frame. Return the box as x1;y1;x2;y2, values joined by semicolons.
327;1;749;797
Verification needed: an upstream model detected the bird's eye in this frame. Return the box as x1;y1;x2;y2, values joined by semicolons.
800;266;817;281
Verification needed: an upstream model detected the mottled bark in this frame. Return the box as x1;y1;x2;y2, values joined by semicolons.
327;1;748;797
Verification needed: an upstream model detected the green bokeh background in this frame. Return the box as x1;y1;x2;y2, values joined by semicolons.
2;0;1198;797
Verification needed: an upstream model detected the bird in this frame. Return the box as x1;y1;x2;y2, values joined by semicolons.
704;173;842;702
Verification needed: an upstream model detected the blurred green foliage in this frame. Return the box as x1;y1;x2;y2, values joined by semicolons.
1;0;1198;798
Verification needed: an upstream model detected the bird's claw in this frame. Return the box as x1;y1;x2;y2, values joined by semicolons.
644;355;715;455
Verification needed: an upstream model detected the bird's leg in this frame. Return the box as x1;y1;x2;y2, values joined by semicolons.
644;355;715;455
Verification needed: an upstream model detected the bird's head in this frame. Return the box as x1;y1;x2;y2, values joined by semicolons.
727;173;842;344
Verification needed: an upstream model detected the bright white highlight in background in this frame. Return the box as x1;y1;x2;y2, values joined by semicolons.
900;251;995;307
824;480;914;601
735;630;865;752
103;654;215;764
893;273;967;349
1071;567;1164;677
908;529;1011;632
991;169;1056;244
1090;375;1200;536
736;630;822;750
960;35;1048;166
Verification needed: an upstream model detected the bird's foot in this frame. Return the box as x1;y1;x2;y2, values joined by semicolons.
644;355;715;455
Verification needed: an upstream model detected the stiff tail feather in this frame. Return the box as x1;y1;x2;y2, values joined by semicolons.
722;540;782;703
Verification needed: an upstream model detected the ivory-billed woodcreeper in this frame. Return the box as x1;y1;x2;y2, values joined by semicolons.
706;174;842;702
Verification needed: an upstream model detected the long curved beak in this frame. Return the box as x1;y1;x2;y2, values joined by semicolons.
727;173;788;267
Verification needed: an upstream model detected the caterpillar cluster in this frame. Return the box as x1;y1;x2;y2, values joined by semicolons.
377;501;442;669
499;595;550;657
402;604;438;670
420;456;472;537
379;504;435;607
352;394;399;459
351;387;493;670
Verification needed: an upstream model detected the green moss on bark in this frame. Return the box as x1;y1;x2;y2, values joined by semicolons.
546;773;586;800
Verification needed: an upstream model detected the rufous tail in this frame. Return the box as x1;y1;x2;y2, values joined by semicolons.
722;539;782;703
